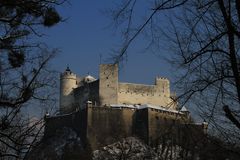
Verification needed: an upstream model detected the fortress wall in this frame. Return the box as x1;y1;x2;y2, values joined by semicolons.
88;80;100;105
86;106;188;149
147;108;188;146
44;106;197;151
87;106;135;150
119;82;156;93
44;110;88;146
147;109;206;147
133;109;149;143
74;80;100;108
118;83;171;107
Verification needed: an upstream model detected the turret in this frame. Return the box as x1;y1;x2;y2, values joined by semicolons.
155;76;170;96
60;66;77;114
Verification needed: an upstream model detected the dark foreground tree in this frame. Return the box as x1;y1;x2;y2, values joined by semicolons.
108;0;240;149
0;49;58;159
0;0;65;159
0;0;63;53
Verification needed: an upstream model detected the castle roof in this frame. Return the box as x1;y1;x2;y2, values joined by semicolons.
84;75;96;83
110;104;183;114
180;106;189;112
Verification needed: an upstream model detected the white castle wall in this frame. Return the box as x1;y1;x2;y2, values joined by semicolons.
117;77;174;109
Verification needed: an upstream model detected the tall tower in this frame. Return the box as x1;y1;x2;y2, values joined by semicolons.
99;64;118;106
155;77;170;97
60;67;77;114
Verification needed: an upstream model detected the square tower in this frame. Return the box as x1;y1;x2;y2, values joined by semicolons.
99;64;118;106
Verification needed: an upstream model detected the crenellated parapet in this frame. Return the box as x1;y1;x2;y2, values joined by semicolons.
155;76;170;95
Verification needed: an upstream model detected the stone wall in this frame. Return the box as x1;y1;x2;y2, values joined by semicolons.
74;80;100;108
86;106;188;150
44;110;88;146
44;106;197;151
147;108;187;146
118;82;172;108
87;106;135;150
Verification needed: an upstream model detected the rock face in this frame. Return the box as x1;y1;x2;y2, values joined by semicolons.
28;133;240;160
27;127;90;160
92;137;157;160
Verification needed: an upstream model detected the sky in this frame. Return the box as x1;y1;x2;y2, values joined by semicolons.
43;0;174;86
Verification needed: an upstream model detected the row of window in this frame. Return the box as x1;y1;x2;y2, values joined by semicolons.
118;91;167;97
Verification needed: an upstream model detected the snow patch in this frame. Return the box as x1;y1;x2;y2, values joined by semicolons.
110;104;183;114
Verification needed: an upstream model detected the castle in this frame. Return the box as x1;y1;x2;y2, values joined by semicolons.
44;64;207;150
60;64;177;113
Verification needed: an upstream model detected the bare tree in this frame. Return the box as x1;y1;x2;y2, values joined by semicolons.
0;49;59;159
108;0;240;144
0;0;66;159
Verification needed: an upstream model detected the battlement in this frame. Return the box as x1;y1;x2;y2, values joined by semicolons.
60;71;77;77
156;76;168;80
155;77;169;84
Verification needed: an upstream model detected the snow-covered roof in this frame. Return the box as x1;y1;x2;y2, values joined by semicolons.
84;75;96;83
180;106;189;112
47;111;75;119
110;104;183;114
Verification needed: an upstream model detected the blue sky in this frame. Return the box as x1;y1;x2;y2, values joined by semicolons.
43;1;173;85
